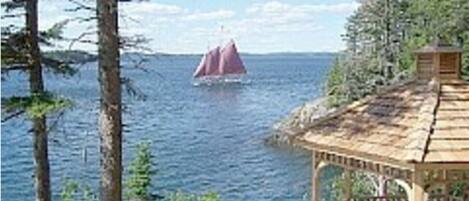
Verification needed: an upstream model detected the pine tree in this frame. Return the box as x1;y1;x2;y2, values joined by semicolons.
1;1;73;200
96;0;123;200
326;0;468;108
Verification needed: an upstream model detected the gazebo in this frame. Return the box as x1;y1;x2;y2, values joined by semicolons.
292;42;469;201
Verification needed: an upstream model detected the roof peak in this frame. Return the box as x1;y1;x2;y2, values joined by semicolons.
415;41;463;53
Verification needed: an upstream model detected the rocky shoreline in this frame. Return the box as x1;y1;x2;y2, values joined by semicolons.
267;97;333;144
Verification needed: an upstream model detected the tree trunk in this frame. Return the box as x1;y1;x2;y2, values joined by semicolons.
25;0;51;201
383;0;394;80
97;0;122;201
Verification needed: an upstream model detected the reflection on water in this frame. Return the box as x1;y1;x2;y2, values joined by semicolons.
1;54;332;201
197;83;245;104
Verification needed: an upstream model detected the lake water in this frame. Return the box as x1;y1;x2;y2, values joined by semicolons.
1;54;333;201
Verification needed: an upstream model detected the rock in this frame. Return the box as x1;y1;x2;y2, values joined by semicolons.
267;97;331;145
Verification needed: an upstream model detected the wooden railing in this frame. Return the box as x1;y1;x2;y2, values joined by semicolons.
348;195;465;201
428;194;465;201
349;196;407;201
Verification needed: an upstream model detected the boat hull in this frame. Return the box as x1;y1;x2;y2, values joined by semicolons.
192;74;249;86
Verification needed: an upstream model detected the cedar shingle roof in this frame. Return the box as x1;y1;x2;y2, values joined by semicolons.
293;79;469;164
425;81;469;163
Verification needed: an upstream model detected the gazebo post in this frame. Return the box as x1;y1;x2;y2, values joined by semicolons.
464;184;469;201
442;170;449;200
395;179;412;199
411;169;426;201
311;151;326;201
343;169;352;201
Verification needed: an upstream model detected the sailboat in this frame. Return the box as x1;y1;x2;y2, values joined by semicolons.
193;40;247;85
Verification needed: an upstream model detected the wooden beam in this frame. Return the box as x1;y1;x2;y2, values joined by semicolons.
456;52;461;79
417;163;469;170
343;169;352;201
313;150;413;182
311;151;327;201
434;53;440;81
295;140;415;170
464;183;469;201
441;170;449;201
311;151;320;201
411;169;426;201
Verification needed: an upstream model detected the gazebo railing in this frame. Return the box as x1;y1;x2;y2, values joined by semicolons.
349;196;407;201
348;195;465;201
428;194;464;201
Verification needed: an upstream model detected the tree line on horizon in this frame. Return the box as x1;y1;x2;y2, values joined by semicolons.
326;0;469;108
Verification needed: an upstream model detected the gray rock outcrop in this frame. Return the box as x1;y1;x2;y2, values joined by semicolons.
268;98;332;144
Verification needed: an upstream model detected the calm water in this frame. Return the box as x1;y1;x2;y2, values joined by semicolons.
1;54;333;201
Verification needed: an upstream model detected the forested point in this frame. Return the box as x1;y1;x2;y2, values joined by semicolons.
326;0;469;108
43;50;97;64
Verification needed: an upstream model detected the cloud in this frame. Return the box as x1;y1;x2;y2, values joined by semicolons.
246;1;359;15
219;1;358;38
120;2;184;15
180;10;235;21
30;0;356;53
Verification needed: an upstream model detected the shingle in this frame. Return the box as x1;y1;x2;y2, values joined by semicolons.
293;79;469;164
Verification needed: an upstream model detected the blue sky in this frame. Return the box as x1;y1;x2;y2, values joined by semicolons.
29;0;359;54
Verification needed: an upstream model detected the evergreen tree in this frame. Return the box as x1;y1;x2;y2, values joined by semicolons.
1;1;73;201
96;0;123;200
326;0;469;108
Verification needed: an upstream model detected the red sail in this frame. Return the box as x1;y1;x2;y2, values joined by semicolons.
193;47;221;78
193;54;207;78
219;40;247;75
193;40;246;78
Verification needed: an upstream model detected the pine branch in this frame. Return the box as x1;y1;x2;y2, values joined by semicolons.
67;30;97;50
1;92;72;120
1;110;25;122
65;0;96;12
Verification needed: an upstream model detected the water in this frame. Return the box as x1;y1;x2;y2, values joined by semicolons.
1;53;333;201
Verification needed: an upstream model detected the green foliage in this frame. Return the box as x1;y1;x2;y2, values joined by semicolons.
125;142;155;201
162;191;220;201
1;0;24;12
463;39;469;78
60;179;98;201
331;172;406;200
43;50;97;64
325;0;469;108
40;20;69;44
61;180;79;201
451;181;469;197
325;57;346;108
124;142;221;201
1;92;71;120
331;172;374;200
1;19;77;76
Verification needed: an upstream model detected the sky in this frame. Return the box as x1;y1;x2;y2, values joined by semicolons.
7;0;360;54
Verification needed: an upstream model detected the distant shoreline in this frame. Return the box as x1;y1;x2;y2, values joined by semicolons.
44;50;337;64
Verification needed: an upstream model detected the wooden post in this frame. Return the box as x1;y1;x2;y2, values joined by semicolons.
442;170;449;201
378;176;388;197
395;179;412;200
343;169;352;201
411;170;426;201
464;182;469;201
456;52;461;79
433;53;440;81
312;151;320;201
311;151;327;201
